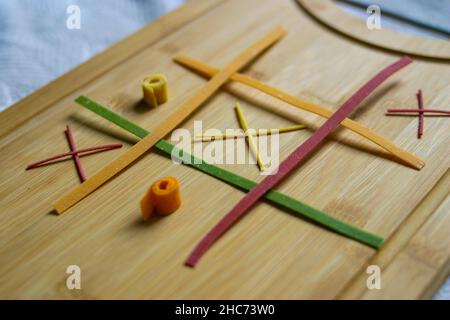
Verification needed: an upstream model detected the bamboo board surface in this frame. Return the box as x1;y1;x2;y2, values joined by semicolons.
0;0;449;299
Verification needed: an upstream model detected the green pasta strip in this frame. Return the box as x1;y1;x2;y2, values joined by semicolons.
76;95;384;249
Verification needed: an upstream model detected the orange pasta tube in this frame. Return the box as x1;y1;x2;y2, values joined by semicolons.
141;177;181;220
53;27;285;215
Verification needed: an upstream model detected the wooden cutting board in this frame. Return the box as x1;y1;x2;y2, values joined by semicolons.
0;0;448;299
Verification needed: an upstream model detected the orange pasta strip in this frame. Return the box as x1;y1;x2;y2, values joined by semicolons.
174;56;425;170
53;27;286;214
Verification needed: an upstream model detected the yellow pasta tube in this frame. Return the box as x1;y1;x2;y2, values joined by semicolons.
142;74;169;108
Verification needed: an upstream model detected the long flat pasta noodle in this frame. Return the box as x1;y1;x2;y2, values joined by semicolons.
186;57;412;267
53;27;286;214
386;109;450;115
76;96;384;249
235;102;266;170
65;125;86;182
196;124;307;141
174;55;425;170
26;144;122;170
417;90;424;138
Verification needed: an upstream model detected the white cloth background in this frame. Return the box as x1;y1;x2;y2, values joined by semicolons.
0;0;184;111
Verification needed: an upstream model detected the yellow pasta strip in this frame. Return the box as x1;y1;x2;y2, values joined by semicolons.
195;124;307;141
174;55;425;170
53;27;286;214
235;102;266;170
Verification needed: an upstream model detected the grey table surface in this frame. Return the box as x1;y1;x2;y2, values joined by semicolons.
0;0;448;299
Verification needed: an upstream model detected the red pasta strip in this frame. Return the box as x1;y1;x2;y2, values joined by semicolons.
26;144;123;170
417;90;424;138
386;109;450;115
65;125;87;182
186;56;413;267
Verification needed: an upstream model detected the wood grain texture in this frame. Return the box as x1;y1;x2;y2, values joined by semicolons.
361;192;449;299
0;0;449;299
338;170;450;299
297;0;450;60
